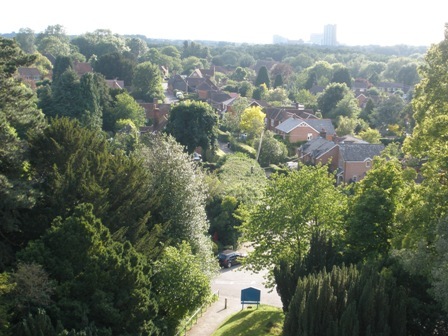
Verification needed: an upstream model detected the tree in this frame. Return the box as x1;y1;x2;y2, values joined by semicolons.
17;203;160;335
222;97;249;133
15;28;36;53
238;81;254;98
273;73;283;88
240;164;346;284
0;37;46;269
255;65;270;88
358;127;381;144
369;95;406;135
125;37;149;60
153;241;211;334
28;117;155;247
51;55;73;83
71;29;127;59
239;106;265;140
305;61;333;87
131;61;165;102
139;133;218;276
345;157;404;262
331;65;352;87
283;263;407;336
230;67;248;81
164;100;218;156
332;94;361;122
255;130;288;167
103;91;145;131
317;82;351;119
94;51;135;86
403;24;448;170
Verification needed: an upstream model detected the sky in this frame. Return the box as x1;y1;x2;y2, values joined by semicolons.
2;0;447;47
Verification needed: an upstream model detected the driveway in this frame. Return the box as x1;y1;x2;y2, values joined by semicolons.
186;266;282;336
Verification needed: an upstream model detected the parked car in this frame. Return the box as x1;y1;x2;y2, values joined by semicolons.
217;249;246;268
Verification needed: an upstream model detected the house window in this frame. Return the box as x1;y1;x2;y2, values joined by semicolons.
352;175;358;182
307;133;313;141
366;160;371;168
271;119;274;127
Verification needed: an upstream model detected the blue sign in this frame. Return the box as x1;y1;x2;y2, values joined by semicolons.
241;287;261;308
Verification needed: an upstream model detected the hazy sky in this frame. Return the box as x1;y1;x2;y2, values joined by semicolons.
2;0;447;47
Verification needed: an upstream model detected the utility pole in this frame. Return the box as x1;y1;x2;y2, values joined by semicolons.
256;128;264;162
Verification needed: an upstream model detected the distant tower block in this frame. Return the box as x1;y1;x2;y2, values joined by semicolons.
323;24;337;46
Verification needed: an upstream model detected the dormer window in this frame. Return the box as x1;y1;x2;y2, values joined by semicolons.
366;160;371;168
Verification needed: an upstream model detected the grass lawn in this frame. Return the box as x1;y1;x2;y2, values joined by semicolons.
211;305;284;336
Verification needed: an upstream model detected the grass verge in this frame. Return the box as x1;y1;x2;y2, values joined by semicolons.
211;304;284;336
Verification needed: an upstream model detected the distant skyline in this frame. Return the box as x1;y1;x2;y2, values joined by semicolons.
2;0;447;47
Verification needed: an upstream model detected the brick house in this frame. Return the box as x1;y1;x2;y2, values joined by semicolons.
298;135;384;183
275;117;336;142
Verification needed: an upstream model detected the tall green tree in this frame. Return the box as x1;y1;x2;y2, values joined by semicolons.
255;130;288;167
0;37;46;269
28;117;155;248
331;65;352;87
240;164;346;284
255;65;271;88
131;61;165;102
345;157;404;262
94;51;135;86
15;28;36;54
165;100;218;157
103;91;145;131
18;203;160;335
153;241;211;334
317;82;351;119
139;133;218;276
283;263;407;336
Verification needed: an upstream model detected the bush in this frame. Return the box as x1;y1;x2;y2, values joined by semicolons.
229;140;256;158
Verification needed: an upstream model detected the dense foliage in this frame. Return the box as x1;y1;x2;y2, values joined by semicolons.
2;22;448;334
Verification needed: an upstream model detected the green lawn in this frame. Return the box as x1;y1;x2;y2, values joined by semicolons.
212;305;284;336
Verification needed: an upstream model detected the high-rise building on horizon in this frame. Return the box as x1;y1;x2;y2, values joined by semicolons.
323;24;337;46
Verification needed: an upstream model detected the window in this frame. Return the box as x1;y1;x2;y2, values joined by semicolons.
307;133;313;140
366;160;371;168
352;175;358;182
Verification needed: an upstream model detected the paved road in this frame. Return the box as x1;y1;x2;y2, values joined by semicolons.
185;266;282;336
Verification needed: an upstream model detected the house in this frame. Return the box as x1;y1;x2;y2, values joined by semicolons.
73;61;93;77
207;91;237;115
275;117;336;143
265;106;317;131
298;135;384;184
139;98;171;133
168;72;218;96
105;79;125;90
352;78;372;93
337;143;384;184
18;67;42;81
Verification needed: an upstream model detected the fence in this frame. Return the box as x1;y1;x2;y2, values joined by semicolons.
175;290;219;336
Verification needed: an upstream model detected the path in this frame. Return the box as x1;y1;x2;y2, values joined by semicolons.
185;266;282;336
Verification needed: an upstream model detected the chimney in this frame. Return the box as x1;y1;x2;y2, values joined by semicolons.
320;128;327;139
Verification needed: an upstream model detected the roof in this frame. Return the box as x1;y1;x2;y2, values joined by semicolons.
339;143;384;162
300;137;336;159
105;79;124;89
18;67;41;78
334;135;368;144
275;117;335;135
73;61;93;76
